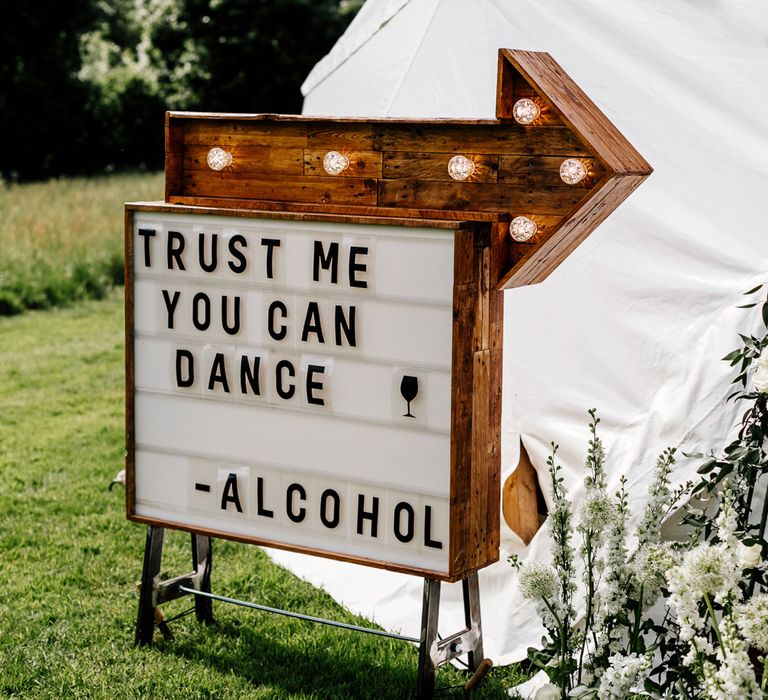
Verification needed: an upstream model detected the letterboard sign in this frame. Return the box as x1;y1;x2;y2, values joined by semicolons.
126;204;499;580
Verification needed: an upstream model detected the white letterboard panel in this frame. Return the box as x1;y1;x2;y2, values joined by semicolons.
128;209;455;574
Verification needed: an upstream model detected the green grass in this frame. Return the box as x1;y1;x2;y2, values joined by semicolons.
0;291;526;698
0;173;163;315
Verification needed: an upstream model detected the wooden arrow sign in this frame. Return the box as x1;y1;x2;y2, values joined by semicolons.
126;48;651;582
164;49;652;290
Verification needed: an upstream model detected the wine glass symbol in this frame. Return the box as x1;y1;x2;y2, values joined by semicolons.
400;375;418;418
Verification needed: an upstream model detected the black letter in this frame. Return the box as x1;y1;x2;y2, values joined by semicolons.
356;494;379;538
393;502;415;543
220;473;243;513
167;231;186;270
198;232;218;273
138;228;156;267
312;241;339;283
192;292;210;331
275;360;296;400
349;246;368;288
221;295;241;335
301;301;324;343
161;289;181;329
208;353;230;393
228;234;248;273
256;477;274;518
240;355;261;395
175;349;194;387
424;505;443;549
306;364;325;406
261;238;281;279
320;489;340;529
334;305;356;347
286;483;307;522
268;300;287;341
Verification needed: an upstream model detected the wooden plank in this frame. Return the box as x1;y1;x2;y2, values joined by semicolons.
496;52;565;127
182;172;378;206
166;195;502;222
498;155;603;188
500;173;646;288
378;124;586;155
307;123;381;151
183;144;304;176
303;149;383;178
501;50;653;175
127;200;493;230
379;180;585;214
383;152;498;183
124;208;136;519
181;120;308;148
164;113;183;199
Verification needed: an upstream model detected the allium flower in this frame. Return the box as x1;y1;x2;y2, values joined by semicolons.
632;542;674;595
579;492;614;534
519;562;558;601
736;594;768;651
682;544;735;597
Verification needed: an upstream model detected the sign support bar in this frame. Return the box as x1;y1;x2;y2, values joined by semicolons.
133;526;487;697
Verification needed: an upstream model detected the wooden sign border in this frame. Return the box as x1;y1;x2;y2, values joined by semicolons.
125;202;501;582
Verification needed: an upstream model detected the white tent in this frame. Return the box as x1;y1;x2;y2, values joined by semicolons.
266;0;768;665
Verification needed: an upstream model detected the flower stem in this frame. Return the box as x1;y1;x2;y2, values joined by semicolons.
703;593;725;655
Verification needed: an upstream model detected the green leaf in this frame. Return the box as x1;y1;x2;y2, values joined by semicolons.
762;301;768;327
736;303;757;308
744;284;763;294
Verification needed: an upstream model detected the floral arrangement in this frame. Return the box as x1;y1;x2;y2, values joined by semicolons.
512;286;768;699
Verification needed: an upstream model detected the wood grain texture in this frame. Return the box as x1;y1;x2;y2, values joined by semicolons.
502;441;545;545
383;152;498;183
303;149;383;178
499;49;652;175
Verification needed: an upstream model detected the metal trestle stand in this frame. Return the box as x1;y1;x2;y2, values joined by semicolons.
134;526;489;697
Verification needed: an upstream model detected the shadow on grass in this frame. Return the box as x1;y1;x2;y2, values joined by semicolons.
165;616;416;699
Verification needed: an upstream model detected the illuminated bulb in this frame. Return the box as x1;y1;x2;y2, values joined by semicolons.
509;216;537;242
207;147;232;171
512;98;540;125
560;158;588;185
447;155;475;181
323;151;349;175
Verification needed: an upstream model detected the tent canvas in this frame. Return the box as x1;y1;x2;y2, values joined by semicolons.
264;0;768;664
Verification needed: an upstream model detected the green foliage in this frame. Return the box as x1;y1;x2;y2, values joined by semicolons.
0;172;163;315
1;1;361;181
0;293;525;697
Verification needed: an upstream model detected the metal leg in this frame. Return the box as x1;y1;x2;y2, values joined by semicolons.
192;534;214;625
417;578;441;698
462;572;483;671
135;525;164;646
416;572;486;698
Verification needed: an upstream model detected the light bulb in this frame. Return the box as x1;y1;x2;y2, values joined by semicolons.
207;147;232;171
509;216;537;242
512;98;540;125
447;155;475;181
560;158;588;185
323;151;349;175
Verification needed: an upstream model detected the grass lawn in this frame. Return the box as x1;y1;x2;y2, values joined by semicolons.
0;173;163;315
0;291;525;698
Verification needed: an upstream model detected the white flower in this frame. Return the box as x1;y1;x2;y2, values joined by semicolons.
596;653;651;700
737;542;763;569
519;562;558;601
579;492;614;534
736;594;768;651
753;348;768;393
535;683;561;700
632;542;674;595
